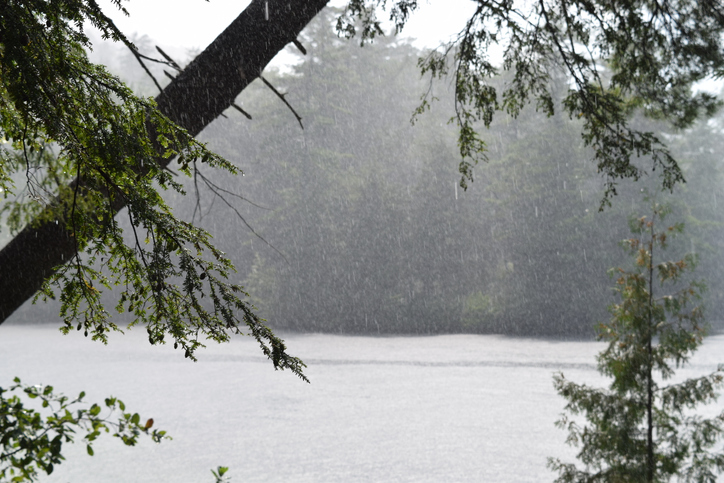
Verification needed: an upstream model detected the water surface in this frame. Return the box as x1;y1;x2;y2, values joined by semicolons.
1;325;722;482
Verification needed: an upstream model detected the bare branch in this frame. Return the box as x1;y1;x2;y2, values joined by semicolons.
194;167;287;263
155;46;183;71
260;76;304;129
125;45;164;93
230;103;253;120
292;39;307;55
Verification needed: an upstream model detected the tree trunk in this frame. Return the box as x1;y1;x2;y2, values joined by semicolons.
0;0;330;322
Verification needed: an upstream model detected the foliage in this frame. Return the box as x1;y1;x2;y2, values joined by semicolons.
549;202;724;482
211;466;231;483
0;1;305;377
0;377;168;483
338;0;724;204
180;10;724;336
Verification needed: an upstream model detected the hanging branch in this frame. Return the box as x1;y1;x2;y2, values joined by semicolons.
193;167;288;264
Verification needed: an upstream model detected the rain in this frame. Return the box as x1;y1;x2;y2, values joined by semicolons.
2;1;724;482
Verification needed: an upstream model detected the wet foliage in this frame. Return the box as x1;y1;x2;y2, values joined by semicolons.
158;10;724;336
550;202;724;482
0;0;306;378
340;0;724;204
0;377;168;483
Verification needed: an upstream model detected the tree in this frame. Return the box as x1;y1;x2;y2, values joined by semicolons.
2;0;724;478
549;202;724;482
4;0;724;347
1;1;325;478
194;12;724;336
340;0;724;203
0;0;328;373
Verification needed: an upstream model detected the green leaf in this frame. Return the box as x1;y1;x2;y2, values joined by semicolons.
89;404;101;416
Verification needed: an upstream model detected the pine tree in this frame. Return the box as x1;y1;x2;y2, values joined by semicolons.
549;201;724;482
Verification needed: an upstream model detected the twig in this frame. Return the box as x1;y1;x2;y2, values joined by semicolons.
230;103;253;120
194;167;287;263
292;39;307;55
260;76;303;129
198;174;271;211
126;46;164;93
155;46;182;71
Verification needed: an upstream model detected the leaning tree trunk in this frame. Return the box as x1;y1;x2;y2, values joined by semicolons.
0;0;330;322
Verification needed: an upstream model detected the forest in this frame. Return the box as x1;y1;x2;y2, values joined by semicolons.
5;2;724;482
10;8;720;338
192;11;722;336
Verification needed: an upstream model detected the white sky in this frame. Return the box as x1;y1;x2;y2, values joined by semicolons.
95;1;722;93
97;0;477;54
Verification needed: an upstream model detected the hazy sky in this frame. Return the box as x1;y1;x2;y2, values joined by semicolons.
97;0;476;52
93;0;722;92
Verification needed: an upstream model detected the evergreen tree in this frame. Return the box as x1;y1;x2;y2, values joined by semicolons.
549;202;724;482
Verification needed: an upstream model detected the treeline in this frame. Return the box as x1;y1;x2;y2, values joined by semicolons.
9;10;724;336
178;10;724;336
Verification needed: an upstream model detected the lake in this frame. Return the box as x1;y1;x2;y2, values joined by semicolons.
1;324;722;482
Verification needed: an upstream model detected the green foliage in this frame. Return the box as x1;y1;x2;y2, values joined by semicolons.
338;0;724;203
0;0;305;378
211;466;230;483
461;291;497;331
549;202;724;482
0;377;168;482
190;10;724;336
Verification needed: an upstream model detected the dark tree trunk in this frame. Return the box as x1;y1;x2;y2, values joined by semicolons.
0;0;330;322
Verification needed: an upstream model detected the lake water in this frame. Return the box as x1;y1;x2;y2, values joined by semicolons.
1;324;723;482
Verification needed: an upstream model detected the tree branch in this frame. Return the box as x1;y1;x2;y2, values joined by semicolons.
260;75;304;129
0;0;330;323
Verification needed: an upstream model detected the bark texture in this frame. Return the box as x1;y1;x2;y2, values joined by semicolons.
0;0;330;322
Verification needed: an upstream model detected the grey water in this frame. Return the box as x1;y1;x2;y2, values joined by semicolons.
1;324;723;482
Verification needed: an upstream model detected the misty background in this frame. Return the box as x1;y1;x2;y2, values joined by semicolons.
4;7;724;483
6;8;724;337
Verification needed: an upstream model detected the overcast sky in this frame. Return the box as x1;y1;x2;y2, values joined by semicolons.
97;0;476;53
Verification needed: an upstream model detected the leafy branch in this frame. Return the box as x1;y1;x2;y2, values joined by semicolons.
0;377;169;483
337;0;724;204
0;0;307;380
